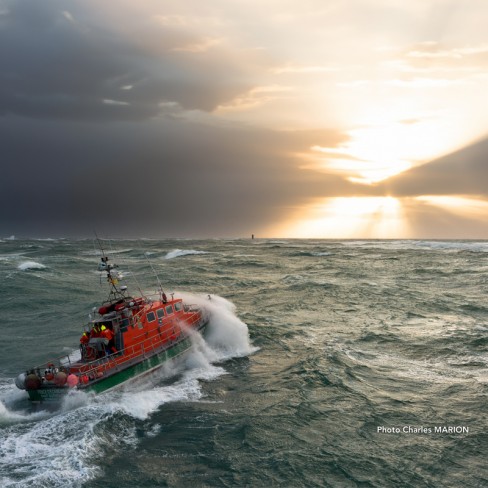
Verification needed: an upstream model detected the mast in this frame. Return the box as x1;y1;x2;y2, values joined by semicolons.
95;234;126;301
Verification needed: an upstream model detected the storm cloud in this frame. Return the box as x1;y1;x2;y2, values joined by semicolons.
0;0;351;237
0;0;256;120
2;0;488;238
0;114;353;237
382;137;488;198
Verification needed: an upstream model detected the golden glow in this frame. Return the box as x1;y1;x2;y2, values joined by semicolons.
216;85;293;113
274;197;408;238
310;117;455;185
270;194;488;239
415;195;488;218
311;146;410;185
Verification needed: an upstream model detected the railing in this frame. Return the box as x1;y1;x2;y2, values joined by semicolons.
78;309;205;382
27;306;207;385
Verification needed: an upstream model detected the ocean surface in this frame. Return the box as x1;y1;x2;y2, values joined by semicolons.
0;238;487;488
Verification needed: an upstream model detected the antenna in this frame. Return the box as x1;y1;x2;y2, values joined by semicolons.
93;232;123;300
94;231;106;258
144;252;165;301
109;241;146;298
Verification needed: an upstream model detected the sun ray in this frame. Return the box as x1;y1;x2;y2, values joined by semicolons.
273;197;409;239
414;195;488;219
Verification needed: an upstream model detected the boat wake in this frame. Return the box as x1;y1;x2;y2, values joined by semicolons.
0;294;255;488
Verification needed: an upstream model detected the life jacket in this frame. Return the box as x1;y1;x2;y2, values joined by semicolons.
90;327;101;338
101;328;114;341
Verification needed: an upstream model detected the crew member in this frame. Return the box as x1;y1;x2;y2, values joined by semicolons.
79;331;90;358
80;331;90;344
90;324;101;338
100;325;117;355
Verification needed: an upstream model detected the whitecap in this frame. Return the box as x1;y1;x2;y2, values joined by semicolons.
164;249;209;260
17;261;46;271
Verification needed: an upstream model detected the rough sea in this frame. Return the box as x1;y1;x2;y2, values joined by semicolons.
0;238;487;488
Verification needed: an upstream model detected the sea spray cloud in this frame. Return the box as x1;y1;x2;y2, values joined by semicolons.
176;292;258;359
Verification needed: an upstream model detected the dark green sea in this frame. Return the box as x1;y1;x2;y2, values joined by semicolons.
1;238;487;488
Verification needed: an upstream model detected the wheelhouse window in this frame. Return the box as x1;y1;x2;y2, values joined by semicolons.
146;311;156;322
156;308;165;319
119;318;130;332
174;302;182;312
165;305;173;315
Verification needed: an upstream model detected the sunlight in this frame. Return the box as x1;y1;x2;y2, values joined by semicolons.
274;196;409;238
310;116;453;185
310;146;411;185
415;195;488;218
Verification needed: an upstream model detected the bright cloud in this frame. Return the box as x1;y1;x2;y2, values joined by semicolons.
2;0;488;238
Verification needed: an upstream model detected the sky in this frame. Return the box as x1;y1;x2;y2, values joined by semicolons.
1;0;488;239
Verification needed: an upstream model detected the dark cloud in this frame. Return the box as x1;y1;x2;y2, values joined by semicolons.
0;0;255;120
6;1;484;238
0;116;353;237
0;0;361;237
381;137;488;197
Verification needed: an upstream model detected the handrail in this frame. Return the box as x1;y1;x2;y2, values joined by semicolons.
29;306;204;374
79;312;203;380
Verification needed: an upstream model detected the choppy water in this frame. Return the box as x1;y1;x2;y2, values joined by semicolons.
0;238;487;488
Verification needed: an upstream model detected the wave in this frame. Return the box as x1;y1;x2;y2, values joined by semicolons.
410;241;488;252
164;249;209;260
176;292;258;360
17;261;46;271
341;240;488;252
0;294;255;487
79;248;133;257
290;251;333;257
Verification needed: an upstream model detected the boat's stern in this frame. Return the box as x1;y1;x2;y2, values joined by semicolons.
25;386;69;403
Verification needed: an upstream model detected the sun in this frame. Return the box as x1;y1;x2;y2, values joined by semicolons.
309;114;457;185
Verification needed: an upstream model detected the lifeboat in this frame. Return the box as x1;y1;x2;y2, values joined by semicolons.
15;252;209;403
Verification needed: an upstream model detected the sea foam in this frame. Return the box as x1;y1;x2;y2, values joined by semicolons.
177;292;258;360
164;249;208;260
0;293;255;487
17;261;46;271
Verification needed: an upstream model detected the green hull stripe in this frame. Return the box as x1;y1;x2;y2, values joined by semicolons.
27;336;194;402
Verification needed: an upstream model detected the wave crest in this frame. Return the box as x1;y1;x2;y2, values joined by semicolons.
164;249;209;260
17;261;46;271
